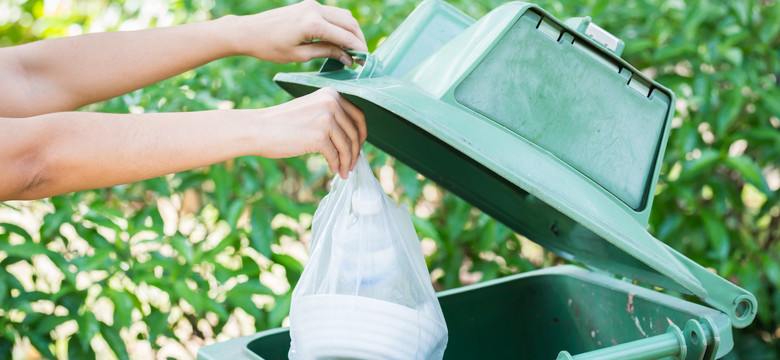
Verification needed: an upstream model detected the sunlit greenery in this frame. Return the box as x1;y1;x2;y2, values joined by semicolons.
0;0;777;359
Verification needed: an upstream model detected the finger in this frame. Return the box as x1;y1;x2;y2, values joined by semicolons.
320;5;367;47
335;113;360;171
298;41;352;66
315;21;367;53
328;98;361;170
319;140;340;176
336;95;367;146
321;88;364;163
329;124;353;179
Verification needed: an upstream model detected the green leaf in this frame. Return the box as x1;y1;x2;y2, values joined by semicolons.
173;281;204;312
478;221;496;251
714;95;743;137
742;128;780;145
266;193;299;217
700;210;729;260
0;242;51;260
241;256;261;277
271;254;303;287
211;164;231;214
170;235;194;264
146;309;170;345
679;149;721;181
759;14;780;42
230;294;263;320
722;47;743;67
141;177;170;197
396;161;422;199
0;223;33;242
444;198;471;240
108;290;135;329
228;279;274;298
657;214;683;241
443;249;463;288
411;215;441;242
724;155;772;195
73;249;112;272
729;1;748;25
25;331;55;359
38;315;69;335
101;323;129;360
58;291;84;314
0;340;11;360
764;255;780;285
11;291;47;312
68;334;96;360
268;292;292;327
204;297;230;321
77;311;100;349
0;202;19;210
226;199;246;229
761;90;780;117
205;235;238;261
40;201;72;241
258;157;284;189
72;224;112;251
654;44;694;62
175;171;209;191
83;209;123;232
0;271;7;306
249;208;274;258
285;157;311;180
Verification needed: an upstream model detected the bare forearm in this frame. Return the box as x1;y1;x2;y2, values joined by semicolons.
1;1;368;118
0;110;257;200
0;87;366;201
0;1;370;201
10;17;238;116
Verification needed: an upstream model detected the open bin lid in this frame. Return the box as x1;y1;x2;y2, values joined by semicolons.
273;0;756;328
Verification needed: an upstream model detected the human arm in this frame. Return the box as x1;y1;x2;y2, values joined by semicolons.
0;88;366;201
0;0;367;117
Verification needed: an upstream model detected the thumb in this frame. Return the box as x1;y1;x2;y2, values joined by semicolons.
299;41;352;66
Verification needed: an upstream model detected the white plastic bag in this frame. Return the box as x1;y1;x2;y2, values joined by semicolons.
288;152;448;360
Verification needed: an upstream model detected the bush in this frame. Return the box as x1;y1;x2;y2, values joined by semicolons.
0;0;777;358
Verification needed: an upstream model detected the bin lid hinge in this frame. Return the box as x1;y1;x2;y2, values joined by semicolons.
555;319;720;360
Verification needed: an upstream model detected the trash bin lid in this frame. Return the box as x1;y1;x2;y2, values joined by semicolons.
273;0;756;328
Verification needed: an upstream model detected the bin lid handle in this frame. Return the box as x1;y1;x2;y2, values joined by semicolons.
564;16;626;57
320;50;384;79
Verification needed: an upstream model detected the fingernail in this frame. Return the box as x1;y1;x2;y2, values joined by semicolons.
340;56;352;66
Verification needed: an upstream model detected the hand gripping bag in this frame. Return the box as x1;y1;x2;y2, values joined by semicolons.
288;152;448;360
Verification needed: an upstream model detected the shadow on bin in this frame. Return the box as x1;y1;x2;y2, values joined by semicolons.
199;1;757;359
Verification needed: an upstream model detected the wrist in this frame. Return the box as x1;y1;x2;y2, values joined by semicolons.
211;14;245;57
232;108;270;157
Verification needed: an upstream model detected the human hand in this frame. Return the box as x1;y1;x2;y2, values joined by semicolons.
251;88;367;179
226;0;367;66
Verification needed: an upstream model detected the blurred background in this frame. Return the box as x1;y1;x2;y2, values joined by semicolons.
0;0;777;358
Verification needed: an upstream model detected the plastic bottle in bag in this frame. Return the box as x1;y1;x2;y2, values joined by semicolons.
288;152;448;360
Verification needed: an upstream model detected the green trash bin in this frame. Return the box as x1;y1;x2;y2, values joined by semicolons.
198;1;757;359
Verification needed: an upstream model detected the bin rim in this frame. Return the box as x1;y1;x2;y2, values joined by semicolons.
273;0;756;328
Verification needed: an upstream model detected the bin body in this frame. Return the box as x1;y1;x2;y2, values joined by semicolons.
198;1;756;358
198;266;731;360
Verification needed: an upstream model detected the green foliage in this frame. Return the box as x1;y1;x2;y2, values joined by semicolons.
0;0;778;359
